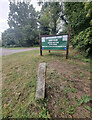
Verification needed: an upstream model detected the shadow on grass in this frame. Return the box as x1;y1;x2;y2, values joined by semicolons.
43;51;66;58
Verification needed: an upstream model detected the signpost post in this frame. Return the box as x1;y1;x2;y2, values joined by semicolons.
66;28;71;59
39;28;71;59
39;32;42;56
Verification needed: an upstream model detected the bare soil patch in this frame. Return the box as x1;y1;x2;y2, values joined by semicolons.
46;58;91;118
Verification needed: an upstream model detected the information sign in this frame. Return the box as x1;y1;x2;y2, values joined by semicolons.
39;28;71;59
41;34;68;50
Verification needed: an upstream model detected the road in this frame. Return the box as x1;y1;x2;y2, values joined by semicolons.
0;48;39;56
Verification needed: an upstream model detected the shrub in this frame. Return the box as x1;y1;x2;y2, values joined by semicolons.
71;27;92;57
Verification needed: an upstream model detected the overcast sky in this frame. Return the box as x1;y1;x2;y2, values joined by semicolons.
0;0;41;38
0;0;9;34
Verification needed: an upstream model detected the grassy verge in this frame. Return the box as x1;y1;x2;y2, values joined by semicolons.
2;48;91;118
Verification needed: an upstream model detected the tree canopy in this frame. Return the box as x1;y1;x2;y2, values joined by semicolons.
2;1;38;47
64;2;92;57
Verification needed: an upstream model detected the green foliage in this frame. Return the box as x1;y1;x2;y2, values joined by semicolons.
30;112;38;118
23;25;39;46
36;99;50;118
85;1;92;25
89;68;92;73
15;105;30;118
63;88;68;95
71;27;92;57
66;105;76;115
39;107;50;118
64;2;89;35
77;95;92;106
82;95;92;103
77;99;84;106
49;2;61;34
64;2;92;57
38;8;51;35
69;88;77;93
39;2;61;35
2;28;16;47
2;1;38;47
84;105;92;112
67;3;90;31
83;59;90;62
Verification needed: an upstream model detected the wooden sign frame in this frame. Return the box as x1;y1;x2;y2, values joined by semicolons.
39;28;71;59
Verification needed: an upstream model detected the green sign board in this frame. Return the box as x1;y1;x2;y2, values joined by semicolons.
41;34;69;50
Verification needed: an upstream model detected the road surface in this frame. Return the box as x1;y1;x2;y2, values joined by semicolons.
0;48;39;56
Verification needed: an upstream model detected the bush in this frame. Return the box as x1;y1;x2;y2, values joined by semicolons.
71;27;92;57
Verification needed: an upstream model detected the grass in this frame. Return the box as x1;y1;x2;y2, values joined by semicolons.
2;48;91;118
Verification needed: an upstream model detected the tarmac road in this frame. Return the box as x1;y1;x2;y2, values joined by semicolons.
0;48;39;56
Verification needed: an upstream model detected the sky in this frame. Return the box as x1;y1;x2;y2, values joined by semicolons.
0;0;41;38
0;0;9;34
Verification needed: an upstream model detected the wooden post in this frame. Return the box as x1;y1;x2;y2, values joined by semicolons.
49;50;50;53
66;28;71;59
39;32;42;56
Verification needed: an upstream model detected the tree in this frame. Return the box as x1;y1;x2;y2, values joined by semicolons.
64;2;90;35
64;2;92;57
85;1;92;25
2;28;16;47
50;2;61;34
38;8;51;35
2;1;38;47
23;25;39;46
39;2;61;35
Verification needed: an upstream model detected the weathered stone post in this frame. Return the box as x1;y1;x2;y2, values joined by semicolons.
35;63;46;100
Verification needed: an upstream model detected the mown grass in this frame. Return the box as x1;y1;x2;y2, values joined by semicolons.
2;48;91;118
